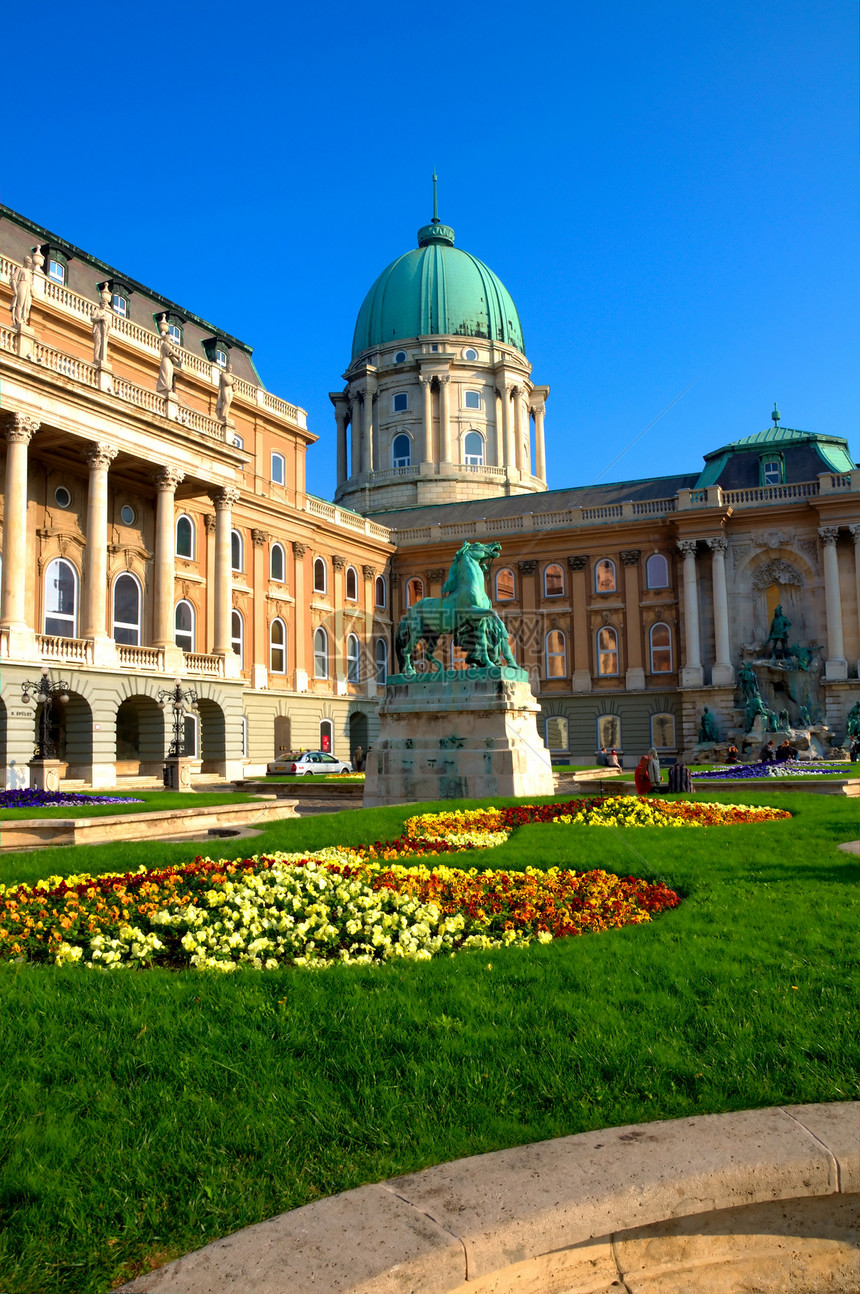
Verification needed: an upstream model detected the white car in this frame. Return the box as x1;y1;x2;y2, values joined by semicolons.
266;751;353;776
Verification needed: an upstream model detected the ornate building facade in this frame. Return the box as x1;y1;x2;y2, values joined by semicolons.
0;196;857;789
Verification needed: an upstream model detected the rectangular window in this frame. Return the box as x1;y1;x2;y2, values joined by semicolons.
393;392;408;413
48;260;65;284
762;460;781;486
215;348;228;368
168;324;182;345
465;391;481;410
111;294;128;317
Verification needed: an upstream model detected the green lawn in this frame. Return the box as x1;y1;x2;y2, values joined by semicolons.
0;790;263;821
0;789;858;1294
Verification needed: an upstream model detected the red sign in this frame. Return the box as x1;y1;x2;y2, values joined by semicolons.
321;731;331;752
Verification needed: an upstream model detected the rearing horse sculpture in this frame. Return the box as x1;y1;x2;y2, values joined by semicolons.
395;541;518;675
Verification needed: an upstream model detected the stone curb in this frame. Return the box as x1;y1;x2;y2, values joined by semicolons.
114;1101;858;1293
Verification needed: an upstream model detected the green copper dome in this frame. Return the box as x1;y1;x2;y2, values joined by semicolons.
351;200;525;360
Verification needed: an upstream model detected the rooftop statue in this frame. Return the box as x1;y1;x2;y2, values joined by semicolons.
10;256;34;328
395;541;519;676
91;287;113;366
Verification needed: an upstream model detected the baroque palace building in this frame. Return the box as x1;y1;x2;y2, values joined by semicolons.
0;195;858;788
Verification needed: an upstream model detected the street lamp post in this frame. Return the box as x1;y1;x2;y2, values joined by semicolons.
21;667;70;790
157;678;199;788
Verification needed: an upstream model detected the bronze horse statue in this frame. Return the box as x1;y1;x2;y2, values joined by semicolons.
395;541;518;675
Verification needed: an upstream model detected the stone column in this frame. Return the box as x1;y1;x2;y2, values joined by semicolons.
819;526;847;679
677;539;704;687
621;550;644;690
419;376;433;464
363;564;378;697
518;559;539;680
439;376;452;463
211;487;240;661
251;528;268;689
501;384;517;472
82;444;118;661
532;402;546;482
292;541;309;691
153;468;185;654
568;555;591;691
1;413;39;647
850;524;860;676
332;555;346;694
513;389;525;474
333;399;349;486
349;391;362;478
362;379;376;473
707;536;733;686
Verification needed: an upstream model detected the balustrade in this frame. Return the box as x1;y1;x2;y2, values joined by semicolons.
183;652;225;676
116;644;164;671
36;634;93;664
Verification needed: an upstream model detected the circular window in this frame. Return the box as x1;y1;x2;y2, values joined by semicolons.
54;487;71;509
464;348;478;362
394;350;407;364
120;505;136;525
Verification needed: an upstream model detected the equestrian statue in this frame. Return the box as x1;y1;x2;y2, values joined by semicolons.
394;541;519;676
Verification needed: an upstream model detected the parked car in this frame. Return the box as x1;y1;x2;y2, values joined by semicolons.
266;751;353;776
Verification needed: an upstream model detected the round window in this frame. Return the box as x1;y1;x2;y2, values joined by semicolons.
120;505;136;525
54;487;71;509
394;350;407;363
464;348;478;361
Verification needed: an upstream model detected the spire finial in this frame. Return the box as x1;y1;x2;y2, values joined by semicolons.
432;170;439;224
772;402;780;425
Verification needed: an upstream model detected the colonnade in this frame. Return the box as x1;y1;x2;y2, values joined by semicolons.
333;374;547;487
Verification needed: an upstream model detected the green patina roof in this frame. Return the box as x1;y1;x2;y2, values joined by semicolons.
696;422;856;486
351;198;524;359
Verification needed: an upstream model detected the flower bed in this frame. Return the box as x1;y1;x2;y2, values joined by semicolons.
692;761;848;780
0;789;145;809
0;798;787;971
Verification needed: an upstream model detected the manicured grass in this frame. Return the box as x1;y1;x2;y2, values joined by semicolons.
0;790;858;1293
0;790;263;821
256;773;364;783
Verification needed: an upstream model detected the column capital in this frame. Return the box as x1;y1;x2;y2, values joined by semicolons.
437;374;451;386
154;466;185;491
292;540;310;558
362;564;377;581
332;555;346;572
3;412;40;444
211;486;241;511
818;525;840;545
706;535;728;554
418;375;433;388
567;554;588;571
518;559;538;575
677;539;699;558
251;528;268;548
620;549;641;566
426;567;446;582
204;513;217;535
390;572;401;586
848;523;860;541
85;443;118;471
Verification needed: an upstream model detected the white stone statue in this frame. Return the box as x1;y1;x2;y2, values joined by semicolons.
156;318;182;395
216;363;235;422
91;287;113;365
10;257;34;327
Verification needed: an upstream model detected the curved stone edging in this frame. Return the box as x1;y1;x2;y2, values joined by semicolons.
115;1102;859;1293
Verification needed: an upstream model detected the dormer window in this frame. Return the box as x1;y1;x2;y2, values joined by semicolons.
168;323;182;345
111;293;128;317
215;348;228;368
106;279;132;318
159;312;186;347
44;247;69;285
203;336;232;367
761;457;783;486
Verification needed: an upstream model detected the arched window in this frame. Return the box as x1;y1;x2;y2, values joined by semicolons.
346;633;360;682
112;573;141;646
392;434;411;468
231;609;244;664
646;552;669;589
495;568;515;601
595;559;616;593
270;542;285;582
544;563;564;597
345;566;358;600
651;713;676;750
545;629;567;678
649;622;673;673
597;714;621;751
313;558;327;594
406;577;423;607
174;600;194;652
231;529;243;573
545;716;569;751
463;430;484;465
271;452;285;485
375;575;386;608
597;626;619;675
176;514;194;560
44;558;78;638
314;626;329;678
270;618;286;673
376;637;388;684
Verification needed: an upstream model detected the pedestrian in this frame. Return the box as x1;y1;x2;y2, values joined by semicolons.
596;747;608;767
667;759;693;793
605;748;621;769
726;743;739;764
352;744;364;772
634;753;653;796
647;747;662;790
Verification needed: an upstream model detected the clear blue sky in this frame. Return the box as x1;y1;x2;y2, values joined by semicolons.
3;0;857;501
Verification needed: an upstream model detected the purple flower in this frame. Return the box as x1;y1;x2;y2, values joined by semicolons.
0;790;145;808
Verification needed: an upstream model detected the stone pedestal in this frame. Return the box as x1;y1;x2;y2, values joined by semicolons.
28;759;63;793
363;666;554;807
163;757;194;792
